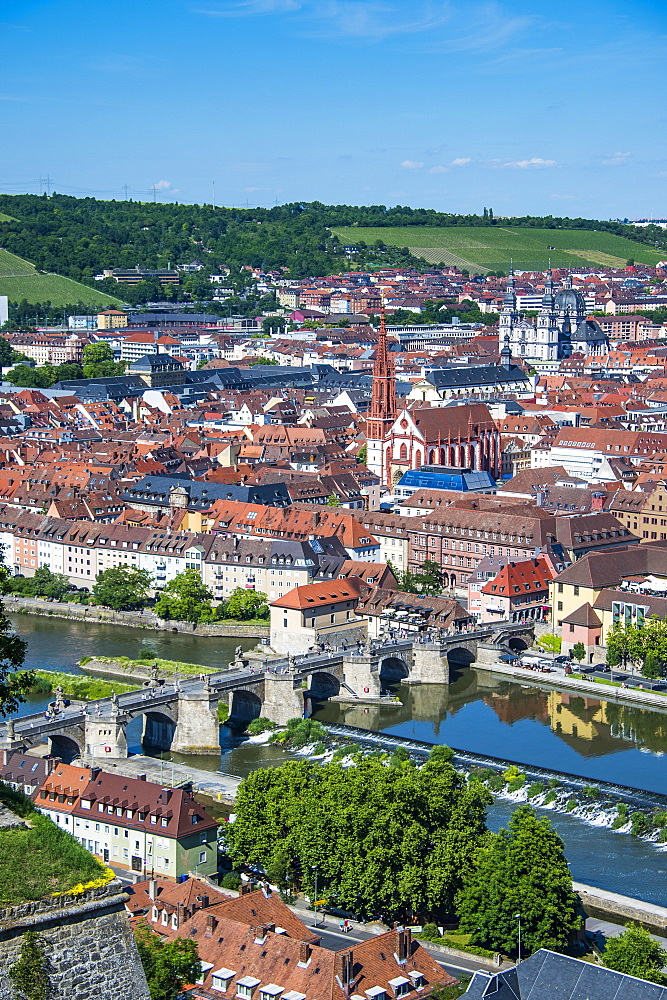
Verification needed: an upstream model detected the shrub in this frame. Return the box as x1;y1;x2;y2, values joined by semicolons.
653;811;667;827
312;742;326;756
137;649;157;661
220;872;242;890
527;782;545;799
548;778;560;789
583;785;599;799
617;802;628;816
502;764;523;782
658;828;667;843
487;775;506;792
246;717;278;735
543;790;558;805
421;922;440;941
507;776;526;793
630;812;651;836
611;816;628;830
566;797;578;812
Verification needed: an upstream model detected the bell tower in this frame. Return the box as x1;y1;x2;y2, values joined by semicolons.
366;305;397;488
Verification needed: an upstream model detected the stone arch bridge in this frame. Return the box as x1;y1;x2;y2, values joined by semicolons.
0;622;533;761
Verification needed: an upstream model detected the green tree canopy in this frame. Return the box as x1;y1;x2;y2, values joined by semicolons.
607;618;667;674
92;565;153;610
228;748;490;920
456;805;580;956
571;642;586;663
154;568;214;623
602;923;667;984
0;567;30;716
134;921;201;1000
221;587;269;621
82;342;125;378
9;566;70;600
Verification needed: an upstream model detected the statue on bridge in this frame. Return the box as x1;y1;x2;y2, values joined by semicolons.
111;690;119;714
150;663;161;688
54;684;65;712
232;645;248;670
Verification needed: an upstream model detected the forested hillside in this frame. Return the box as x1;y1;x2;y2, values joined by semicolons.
0;194;665;289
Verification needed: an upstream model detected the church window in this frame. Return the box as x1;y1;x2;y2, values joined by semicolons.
399;444;408;460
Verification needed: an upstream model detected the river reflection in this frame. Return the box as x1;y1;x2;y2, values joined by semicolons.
313;669;667;795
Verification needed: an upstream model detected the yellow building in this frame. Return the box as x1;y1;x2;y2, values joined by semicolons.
97;309;128;330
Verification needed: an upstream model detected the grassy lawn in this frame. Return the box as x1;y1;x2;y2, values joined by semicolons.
0;784;107;904
26;669;137;700
80;655;221;677
331;225;664;273
0;247;123;306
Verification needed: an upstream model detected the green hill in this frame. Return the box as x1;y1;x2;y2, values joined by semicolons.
331;225;665;274
0;247;123;307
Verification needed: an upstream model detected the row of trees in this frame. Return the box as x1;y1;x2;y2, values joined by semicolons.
389;558;443;596
5;564;269;623
227;750;580;955
5;343;125;388
606;618;667;679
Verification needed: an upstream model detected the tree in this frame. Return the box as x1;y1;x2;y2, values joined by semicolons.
134;921;201;1000
642;651;662;681
414;559;442;596
607;618;667;673
602;923;667;984
357;444;367;465
326;493;340;506
24;566;69;600
0;585;30;717
571;642;586;664
537;634;561;654
92;565;153;610
154;569;214;623
249;356;279;366
82;342;125;378
228;748;490;920
456;805;580;956
221;587;269;621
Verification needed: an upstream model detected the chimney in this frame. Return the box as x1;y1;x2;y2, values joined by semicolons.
148;878;157;901
334;950;354;987
240;882;254;895
395;926;411;964
298;942;312;966
205;914;218;934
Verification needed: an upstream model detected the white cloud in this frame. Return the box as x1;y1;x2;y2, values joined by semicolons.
428;165;449;174
196;0;300;16
154;180;172;190
602;151;631;165
400;160;424;170
503;157;556;169
451;157;471;166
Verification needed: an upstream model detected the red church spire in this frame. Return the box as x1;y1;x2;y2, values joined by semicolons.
366;303;397;442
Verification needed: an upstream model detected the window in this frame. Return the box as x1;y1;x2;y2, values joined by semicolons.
211;969;235;993
573;586;579;596
199;851;207;864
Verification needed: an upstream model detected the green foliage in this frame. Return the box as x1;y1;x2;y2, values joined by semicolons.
487;774;506;792
421;922;440;940
390;746;411;767
220;872;242;890
507;776;526;793
228;752;491;920
566;798;578;812
25;669;135;701
630;812;651;836
429;982;471;1000
220;587;269;621
7;566;69;600
543;790;558;805
134;921;201;1000
602;923;667;984
154;569;214;623
393;559;443;596
643;652;662;680
456;805;580;956
611;816;628;830
249;356;279;365
526;782;545;799
0;787;105;903
607;618;667;674
82;341;126;379
571;642;586;663
537;634;561;654
269;717;326;749
0;576;30;716
8;931;49;1000
583;785;599;799
92;565;153;610
217;702;229;723
357;444;367;464
246;717;278;735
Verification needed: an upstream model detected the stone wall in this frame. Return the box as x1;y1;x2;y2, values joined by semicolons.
0;881;150;1000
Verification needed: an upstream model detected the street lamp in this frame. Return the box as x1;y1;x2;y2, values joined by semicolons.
312;866;320;929
515;912;522;963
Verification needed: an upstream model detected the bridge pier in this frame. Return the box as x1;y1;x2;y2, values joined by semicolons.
171;690;220;754
262;674;304;726
85;715;128;761
408;644;450;684
342;653;381;699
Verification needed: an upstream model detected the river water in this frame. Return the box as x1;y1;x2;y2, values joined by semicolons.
8;613;667;905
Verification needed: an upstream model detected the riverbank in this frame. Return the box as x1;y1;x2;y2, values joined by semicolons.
475;661;667;714
7;596;269;638
79;655;222;683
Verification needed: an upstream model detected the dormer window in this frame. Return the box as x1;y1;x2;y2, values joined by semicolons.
236;976;260;998
211;969;236;993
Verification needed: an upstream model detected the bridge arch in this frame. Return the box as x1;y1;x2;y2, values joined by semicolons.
380;656;410;693
229;689;263;725
141;710;177;750
446;646;476;671
307;671;341;700
506;635;530;653
50;733;82;762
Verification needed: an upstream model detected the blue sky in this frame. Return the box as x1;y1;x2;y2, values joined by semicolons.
2;0;666;218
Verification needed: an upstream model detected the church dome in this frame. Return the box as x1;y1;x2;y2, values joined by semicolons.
554;287;585;312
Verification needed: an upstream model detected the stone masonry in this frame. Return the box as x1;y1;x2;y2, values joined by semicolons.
0;880;150;1000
